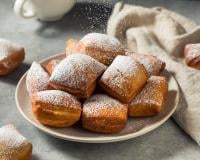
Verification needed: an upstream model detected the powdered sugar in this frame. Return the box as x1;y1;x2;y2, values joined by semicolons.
185;43;200;59
83;94;127;117
131;76;167;105
50;54;106;91
127;52;165;76
80;33;123;53
74;2;112;33
0;38;23;61
26;62;50;95
0;124;31;159
100;55;146;97
34;90;81;109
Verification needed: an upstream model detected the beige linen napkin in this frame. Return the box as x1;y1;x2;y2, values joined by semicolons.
107;2;200;144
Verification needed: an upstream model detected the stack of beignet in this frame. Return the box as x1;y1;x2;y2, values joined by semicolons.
27;32;168;133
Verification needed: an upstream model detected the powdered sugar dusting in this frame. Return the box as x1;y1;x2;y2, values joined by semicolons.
0;38;23;61
83;94;127;117
0;124;30;159
73;1;112;33
131;76;167;106
34;90;81;109
127;52;165;76
26;62;50;94
50;54;106;90
185;43;200;59
100;55;145;97
80;33;123;53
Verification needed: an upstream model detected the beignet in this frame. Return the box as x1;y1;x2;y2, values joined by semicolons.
66;39;78;56
99;55;148;103
184;43;200;70
82;94;128;133
0;124;32;160
32;90;82;127
126;51;165;76
74;33;125;65
129;76;168;117
49;54;106;98
45;59;60;75
0;39;25;76
26;62;50;95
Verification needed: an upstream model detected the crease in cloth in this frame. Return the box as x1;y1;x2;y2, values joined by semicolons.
107;2;200;145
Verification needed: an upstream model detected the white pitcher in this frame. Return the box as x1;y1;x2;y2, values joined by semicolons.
14;0;75;21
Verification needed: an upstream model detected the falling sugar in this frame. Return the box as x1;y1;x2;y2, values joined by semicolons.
73;0;113;33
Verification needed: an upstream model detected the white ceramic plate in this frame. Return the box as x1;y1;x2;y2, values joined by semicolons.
15;53;179;143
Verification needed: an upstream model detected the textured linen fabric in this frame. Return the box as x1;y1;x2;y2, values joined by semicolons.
107;2;200;144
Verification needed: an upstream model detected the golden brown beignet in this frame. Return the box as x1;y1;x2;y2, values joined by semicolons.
184;43;200;70
66;39;78;57
126;51;165;76
73;33;125;65
49;54;106;98
0;39;25;76
32;90;82;127
82;94;128;133
26;62;50;95
129;76;168;117
99;55;148;103
45;59;60;75
0;124;32;160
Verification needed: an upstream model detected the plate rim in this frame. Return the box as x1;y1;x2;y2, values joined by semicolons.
15;53;180;143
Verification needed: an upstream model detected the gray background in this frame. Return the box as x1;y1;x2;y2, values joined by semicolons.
0;0;200;159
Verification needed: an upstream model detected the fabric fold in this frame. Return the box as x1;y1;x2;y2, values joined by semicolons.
107;2;200;145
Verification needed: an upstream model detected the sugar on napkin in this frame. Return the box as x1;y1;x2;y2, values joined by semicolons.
107;2;200;144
